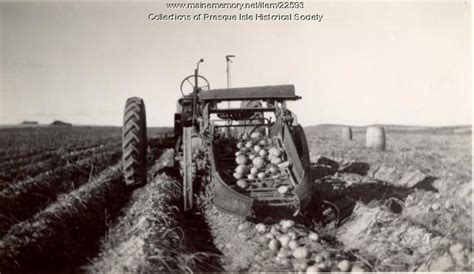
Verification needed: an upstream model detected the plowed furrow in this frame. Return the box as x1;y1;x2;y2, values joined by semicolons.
0;141;113;171
0;142;121;188
0;149;121;237
0;148;58;169
0;164;127;273
89;149;223;273
0;127;121;162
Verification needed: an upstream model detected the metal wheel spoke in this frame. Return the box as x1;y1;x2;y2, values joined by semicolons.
186;78;194;87
180;74;210;95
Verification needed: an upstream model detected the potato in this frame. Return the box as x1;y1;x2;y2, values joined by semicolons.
265;232;275;239
288;240;299;250
250;132;262;139
351;265;365;273
235;164;247;174
235;151;242;156
306;265;321;273
270;226;280;236
257;172;266;179
278;186;289;194
316;263;327;271
233;172;243;179
268;239;281;251
271;157;282;165
287;231;297;240
245;140;253;149
249;154;256;160
247;174;256;180
293;247;309;259
250;166;259;175
259;149;268;157
278;161;290;169
337;260;351;272
242;132;250;140
281;220;295;230
252;157;265;169
308;232;319;241
279;248;293;258
254;145;262;153
236;179;247;189
319;250;331;261
278;235;291;248
314;255;324;264
259;139;267;146
275;257;291;267
236;155;247;165
269;147;281;157
293;258;309;271
255;223;267;233
268;165;278;174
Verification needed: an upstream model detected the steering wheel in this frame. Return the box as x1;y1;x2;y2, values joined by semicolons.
180;75;210;96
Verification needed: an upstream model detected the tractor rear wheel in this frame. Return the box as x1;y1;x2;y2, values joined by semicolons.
122;97;147;186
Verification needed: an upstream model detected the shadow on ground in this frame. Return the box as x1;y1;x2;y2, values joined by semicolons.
305;157;438;225
180;210;224;272
169;167;224;272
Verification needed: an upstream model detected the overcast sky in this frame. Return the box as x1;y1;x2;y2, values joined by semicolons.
0;1;471;127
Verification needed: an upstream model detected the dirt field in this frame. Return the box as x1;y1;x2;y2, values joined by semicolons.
0;125;471;272
304;125;472;271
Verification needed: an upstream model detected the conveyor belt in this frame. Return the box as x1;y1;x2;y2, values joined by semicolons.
216;145;298;208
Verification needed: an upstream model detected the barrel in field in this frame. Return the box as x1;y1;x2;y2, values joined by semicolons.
366;126;386;151
341;126;352;140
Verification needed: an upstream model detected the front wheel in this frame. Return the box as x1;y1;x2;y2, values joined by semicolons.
122;97;147;186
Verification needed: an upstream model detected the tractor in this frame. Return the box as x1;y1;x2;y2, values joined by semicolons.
122;59;319;219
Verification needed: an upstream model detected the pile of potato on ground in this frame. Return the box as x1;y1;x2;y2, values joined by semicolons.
233;132;292;192
237;220;362;273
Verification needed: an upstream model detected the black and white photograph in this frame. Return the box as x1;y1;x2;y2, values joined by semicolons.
0;0;472;272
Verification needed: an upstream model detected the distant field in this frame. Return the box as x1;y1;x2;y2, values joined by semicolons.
305;125;472;181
